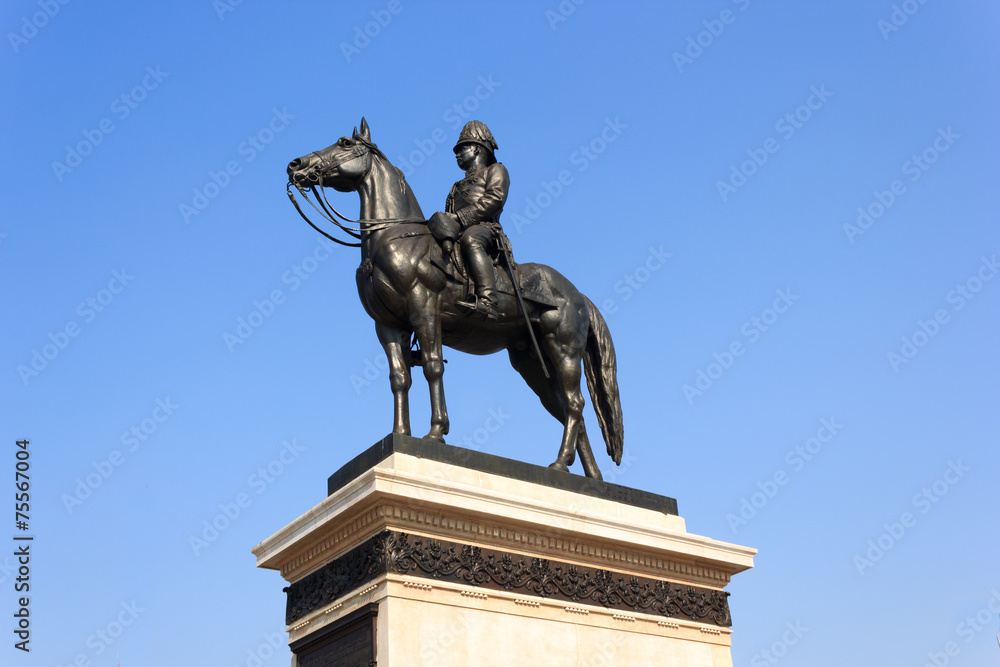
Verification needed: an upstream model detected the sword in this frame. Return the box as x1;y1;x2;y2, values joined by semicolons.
496;229;550;379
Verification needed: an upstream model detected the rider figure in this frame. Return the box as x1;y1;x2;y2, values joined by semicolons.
428;120;509;320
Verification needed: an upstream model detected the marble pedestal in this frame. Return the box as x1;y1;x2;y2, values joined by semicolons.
252;435;755;666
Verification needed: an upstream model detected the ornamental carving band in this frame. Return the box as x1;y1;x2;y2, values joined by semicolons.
285;531;731;627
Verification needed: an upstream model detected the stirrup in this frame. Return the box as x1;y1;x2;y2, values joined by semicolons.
456;296;498;320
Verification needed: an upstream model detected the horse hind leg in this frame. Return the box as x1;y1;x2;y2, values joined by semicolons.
540;301;604;480
574;421;602;480
509;345;603;479
549;348;591;476
507;346;576;469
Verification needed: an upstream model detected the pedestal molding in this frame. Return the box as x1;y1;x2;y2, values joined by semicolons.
257;459;752;589
284;530;733;628
278;500;737;588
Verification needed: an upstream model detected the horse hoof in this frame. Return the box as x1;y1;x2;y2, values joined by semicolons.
548;461;569;473
423;432;446;443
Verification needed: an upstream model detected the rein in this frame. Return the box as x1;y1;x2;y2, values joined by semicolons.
287;183;362;247
287;137;424;248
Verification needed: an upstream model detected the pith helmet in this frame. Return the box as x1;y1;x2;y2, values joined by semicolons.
453;120;498;154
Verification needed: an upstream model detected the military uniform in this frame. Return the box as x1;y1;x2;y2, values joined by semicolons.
429;120;510;319
445;161;509;260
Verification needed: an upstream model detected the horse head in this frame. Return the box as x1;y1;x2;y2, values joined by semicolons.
286;117;424;234
287;117;379;193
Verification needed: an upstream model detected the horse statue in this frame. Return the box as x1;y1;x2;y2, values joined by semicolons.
286;118;623;480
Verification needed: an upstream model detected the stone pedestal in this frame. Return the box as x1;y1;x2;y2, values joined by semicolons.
252;435;755;666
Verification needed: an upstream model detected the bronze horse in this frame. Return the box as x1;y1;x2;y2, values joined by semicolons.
286;118;622;479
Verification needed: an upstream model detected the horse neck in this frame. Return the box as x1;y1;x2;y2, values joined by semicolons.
357;160;422;224
358;159;424;256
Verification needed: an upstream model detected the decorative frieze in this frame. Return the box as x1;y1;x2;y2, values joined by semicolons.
285;531;732;628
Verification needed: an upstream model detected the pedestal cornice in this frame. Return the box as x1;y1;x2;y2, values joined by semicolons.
253;448;755;589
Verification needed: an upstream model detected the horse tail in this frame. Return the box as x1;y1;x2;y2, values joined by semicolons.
582;296;623;465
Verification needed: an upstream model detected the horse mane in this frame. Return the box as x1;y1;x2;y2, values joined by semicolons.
365;145;424;220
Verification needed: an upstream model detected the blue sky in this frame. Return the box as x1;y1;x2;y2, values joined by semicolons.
2;1;998;665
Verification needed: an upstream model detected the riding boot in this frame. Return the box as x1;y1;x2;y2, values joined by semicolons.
457;246;499;319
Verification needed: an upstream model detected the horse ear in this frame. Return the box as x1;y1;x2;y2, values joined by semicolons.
352;126;359;139
358;117;371;142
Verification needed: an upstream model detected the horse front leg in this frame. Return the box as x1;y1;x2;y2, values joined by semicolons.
375;321;413;436
410;291;449;442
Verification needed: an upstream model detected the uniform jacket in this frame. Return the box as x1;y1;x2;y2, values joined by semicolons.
445;162;510;228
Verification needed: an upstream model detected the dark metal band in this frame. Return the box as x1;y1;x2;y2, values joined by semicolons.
327;434;678;516
285;530;731;628
290;604;378;667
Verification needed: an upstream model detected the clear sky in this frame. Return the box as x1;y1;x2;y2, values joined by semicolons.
2;1;999;665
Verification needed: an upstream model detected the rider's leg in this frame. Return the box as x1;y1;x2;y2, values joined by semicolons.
457;225;498;318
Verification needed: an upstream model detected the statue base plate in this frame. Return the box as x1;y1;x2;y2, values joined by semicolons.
253;436;755;666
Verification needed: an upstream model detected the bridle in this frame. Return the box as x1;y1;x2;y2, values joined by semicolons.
286;136;424;248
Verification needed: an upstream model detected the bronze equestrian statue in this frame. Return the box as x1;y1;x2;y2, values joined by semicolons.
286;118;623;479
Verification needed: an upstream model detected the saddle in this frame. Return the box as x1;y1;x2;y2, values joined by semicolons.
428;232;559;310
431;237;500;302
